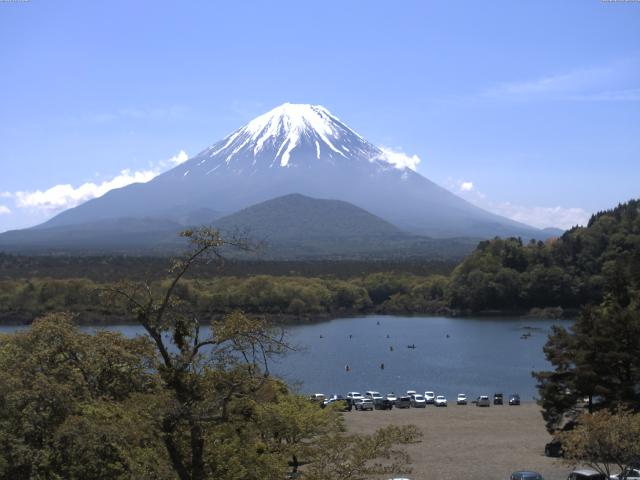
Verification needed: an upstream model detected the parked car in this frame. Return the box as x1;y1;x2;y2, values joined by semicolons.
434;395;448;407
510;471;544;480
476;395;491;407
346;392;364;401
493;393;504;405
376;399;394;410
424;391;435;404
365;391;384;407
386;393;398;403
309;393;325;402
322;395;349;410
321;394;344;405
610;464;640;480
456;393;467;405
410;394;427;408
354;398;374;411
395;395;411;408
365;391;383;401
567;469;606;480
544;439;563;458
406;390;417;396
509;393;521;405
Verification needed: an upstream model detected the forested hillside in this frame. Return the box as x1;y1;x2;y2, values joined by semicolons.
448;199;640;312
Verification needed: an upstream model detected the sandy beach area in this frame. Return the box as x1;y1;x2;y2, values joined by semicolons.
344;402;571;480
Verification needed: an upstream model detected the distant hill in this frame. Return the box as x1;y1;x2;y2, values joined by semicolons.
0;194;480;259
211;193;479;259
214;193;403;242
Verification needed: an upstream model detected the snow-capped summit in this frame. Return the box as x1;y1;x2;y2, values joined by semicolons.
196;103;384;170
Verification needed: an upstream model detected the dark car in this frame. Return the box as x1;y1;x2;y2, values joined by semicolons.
510;471;544;480
375;398;394;410
395;395;411;408
493;393;504;405
544;439;563;457
566;469;606;480
509;393;521;405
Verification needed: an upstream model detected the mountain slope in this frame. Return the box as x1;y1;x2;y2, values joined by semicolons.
2;103;552;253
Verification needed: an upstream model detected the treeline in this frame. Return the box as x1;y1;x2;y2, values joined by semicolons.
0;272;452;324
0;254;457;281
448;199;640;312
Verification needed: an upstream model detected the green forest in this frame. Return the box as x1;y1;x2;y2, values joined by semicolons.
2;200;639;324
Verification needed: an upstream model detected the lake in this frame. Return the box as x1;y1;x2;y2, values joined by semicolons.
0;315;571;400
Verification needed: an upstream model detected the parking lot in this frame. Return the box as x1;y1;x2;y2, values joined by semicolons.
344;402;570;480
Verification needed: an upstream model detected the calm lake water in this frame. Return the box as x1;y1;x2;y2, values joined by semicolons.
0;315;571;400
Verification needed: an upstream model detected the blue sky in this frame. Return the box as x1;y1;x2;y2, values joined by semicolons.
1;0;639;232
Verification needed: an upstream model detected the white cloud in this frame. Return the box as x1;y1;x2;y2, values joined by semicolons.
13;168;159;212
0;205;10;215
490;203;590;230
377;146;421;171
450;180;589;230
168;150;188;166
8;150;188;214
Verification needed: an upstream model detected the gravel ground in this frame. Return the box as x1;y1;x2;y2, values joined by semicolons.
344;402;571;480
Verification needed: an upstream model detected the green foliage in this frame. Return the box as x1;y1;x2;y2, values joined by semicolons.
558;409;640;477
533;300;640;432
0;272;452;324
449;199;640;312
0;313;167;479
303;425;422;480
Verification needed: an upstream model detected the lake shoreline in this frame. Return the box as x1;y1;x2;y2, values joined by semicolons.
0;305;575;327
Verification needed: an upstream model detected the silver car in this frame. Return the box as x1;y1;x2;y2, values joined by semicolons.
354;398;374;411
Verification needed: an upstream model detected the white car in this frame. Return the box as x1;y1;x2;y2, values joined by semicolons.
410;394;426;408
386;393;397;402
457;393;468;405
424;391;435;404
434;395;448;407
354;398;374;411
406;389;417;396
365;391;383;401
346;392;364;401
309;393;325;402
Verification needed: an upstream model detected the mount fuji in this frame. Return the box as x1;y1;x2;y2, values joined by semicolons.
0;103;551;256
